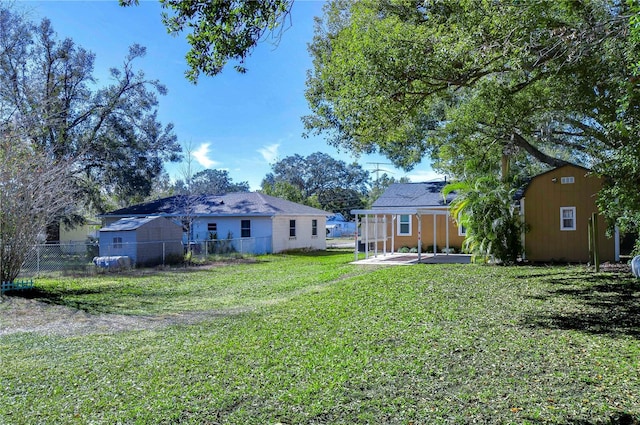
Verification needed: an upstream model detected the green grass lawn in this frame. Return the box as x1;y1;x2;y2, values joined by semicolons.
1;250;639;424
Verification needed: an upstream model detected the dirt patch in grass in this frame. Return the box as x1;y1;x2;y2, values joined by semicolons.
0;296;249;337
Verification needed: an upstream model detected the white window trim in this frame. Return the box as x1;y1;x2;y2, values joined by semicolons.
560;176;575;184
397;214;412;236
457;213;467;236
560;207;576;231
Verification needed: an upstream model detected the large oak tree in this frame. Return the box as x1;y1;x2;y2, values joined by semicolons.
0;7;182;214
118;0;640;251
303;0;639;249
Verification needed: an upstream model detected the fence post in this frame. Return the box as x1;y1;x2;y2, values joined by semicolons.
37;244;41;276
592;212;600;272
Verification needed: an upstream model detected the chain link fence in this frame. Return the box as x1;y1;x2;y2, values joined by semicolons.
18;236;273;278
19;242;100;278
186;236;271;259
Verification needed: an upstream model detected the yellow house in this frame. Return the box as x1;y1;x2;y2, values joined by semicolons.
519;164;618;263
352;181;465;258
353;167;618;264
59;219;101;243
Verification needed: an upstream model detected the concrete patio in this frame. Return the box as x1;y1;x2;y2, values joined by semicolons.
351;252;471;265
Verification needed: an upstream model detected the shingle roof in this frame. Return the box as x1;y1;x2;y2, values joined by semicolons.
101;192;330;218
372;181;454;208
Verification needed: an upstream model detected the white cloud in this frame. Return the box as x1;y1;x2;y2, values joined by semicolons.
406;169;445;182
192;143;220;168
258;143;280;164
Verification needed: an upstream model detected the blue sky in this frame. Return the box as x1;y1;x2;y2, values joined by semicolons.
28;0;442;190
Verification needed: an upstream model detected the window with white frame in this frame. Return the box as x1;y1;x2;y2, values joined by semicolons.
398;214;411;236
113;236;122;249
560;207;576;231
560;176;575;184
457;213;467;236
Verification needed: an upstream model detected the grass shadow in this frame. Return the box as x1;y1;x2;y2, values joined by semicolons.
522;270;640;338
279;248;354;257
10;287;122;315
524;411;639;424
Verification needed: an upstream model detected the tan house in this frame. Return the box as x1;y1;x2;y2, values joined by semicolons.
518;164;618;263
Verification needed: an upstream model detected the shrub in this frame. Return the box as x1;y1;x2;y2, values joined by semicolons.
444;177;523;264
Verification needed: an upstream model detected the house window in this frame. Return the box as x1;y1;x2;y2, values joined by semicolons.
113;236;122;249
207;223;217;232
560;207;576;231
561;176;575;184
312;219;318;236
241;220;251;238
457;213;467;236
289;220;296;238
398;215;411;236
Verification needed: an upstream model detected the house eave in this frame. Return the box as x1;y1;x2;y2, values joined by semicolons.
352;207;450;216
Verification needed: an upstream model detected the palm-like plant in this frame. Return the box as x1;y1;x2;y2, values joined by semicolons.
444;177;523;264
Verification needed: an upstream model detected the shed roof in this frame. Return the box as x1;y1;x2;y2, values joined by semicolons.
101;192;330;218
372;181;453;208
100;216;163;232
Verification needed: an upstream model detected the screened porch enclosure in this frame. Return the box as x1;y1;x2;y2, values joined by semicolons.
351;208;462;262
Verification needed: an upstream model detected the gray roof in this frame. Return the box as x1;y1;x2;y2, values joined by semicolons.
102;192;330;218
100;216;162;232
372;181;454;208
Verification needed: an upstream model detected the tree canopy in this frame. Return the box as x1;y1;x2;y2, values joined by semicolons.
260;152;370;218
0;6;182;213
304;0;640;248
174;169;250;195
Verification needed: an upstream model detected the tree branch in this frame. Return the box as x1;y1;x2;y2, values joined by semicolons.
511;132;571;168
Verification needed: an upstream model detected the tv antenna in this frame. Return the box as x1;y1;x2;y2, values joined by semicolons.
367;162;393;187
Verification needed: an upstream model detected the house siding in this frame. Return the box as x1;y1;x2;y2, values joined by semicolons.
191;216;273;242
60;222;100;243
191;216;274;254
272;216;326;253
523;165;615;262
99;231;137;259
